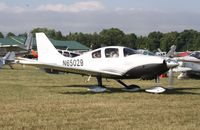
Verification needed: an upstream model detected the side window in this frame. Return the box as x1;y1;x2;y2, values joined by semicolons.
92;50;101;58
63;52;70;57
124;48;136;57
193;52;200;59
58;50;62;54
105;48;119;58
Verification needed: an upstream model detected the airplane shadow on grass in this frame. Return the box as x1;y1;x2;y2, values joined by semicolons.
56;85;200;95
164;87;200;95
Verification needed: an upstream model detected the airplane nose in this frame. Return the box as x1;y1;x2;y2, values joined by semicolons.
165;58;179;68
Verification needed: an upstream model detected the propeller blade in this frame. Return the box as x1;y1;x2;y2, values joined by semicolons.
168;68;173;89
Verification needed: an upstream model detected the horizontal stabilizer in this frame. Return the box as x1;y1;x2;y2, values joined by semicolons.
173;66;192;72
3;51;15;61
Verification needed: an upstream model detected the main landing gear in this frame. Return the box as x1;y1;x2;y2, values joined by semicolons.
88;76;107;92
116;80;140;92
88;76;141;93
88;76;166;93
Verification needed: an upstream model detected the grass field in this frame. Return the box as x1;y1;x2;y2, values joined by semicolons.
0;65;200;130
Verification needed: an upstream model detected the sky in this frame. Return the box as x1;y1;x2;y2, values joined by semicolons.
1;0;200;35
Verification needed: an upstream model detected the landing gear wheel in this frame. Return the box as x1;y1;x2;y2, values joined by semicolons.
145;86;166;94
88;76;108;93
88;86;107;93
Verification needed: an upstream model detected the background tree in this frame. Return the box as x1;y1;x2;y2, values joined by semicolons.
125;33;137;49
6;32;15;37
2;27;200;51
192;32;200;50
147;31;163;51
18;32;27;37
0;32;4;38
99;28;125;47
31;28;64;40
55;31;63;40
160;32;178;51
90;32;100;49
136;36;148;49
175;30;197;51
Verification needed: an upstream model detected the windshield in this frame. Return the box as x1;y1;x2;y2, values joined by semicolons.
123;48;137;57
190;51;200;59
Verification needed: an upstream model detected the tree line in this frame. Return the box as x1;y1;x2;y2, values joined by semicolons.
1;28;200;52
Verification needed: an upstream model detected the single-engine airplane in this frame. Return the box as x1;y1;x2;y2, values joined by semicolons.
19;33;179;93
174;51;200;79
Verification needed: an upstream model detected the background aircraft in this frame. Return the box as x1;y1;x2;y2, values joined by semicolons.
0;33;33;57
175;51;200;79
0;33;33;69
0;51;15;69
19;33;178;93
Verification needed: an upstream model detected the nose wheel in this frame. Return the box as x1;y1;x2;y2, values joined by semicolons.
145;76;166;94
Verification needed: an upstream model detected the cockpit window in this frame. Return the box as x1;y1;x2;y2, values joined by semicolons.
190;52;200;59
105;48;119;58
123;48;137;57
92;50;101;58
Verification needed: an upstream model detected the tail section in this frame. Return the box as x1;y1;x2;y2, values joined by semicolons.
36;33;65;64
24;33;33;51
166;45;176;57
10;33;33;51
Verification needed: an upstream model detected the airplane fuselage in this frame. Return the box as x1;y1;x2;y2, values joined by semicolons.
42;46;169;80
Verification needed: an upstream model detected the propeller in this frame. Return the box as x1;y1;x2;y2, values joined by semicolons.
168;68;173;89
165;58;179;89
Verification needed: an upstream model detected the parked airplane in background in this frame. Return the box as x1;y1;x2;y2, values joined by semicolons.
0;33;33;69
136;49;155;56
19;33;179;93
137;45;177;58
0;51;15;69
175;51;200;79
0;33;33;57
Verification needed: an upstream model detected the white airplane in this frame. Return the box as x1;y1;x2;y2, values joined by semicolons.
19;33;179;93
174;51;200;79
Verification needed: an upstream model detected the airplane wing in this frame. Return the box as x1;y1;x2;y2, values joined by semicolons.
176;57;200;63
172;66;192;72
19;59;122;78
0;45;26;51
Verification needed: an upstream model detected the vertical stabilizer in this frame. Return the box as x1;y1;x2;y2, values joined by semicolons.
24;33;33;51
36;33;64;64
166;45;176;57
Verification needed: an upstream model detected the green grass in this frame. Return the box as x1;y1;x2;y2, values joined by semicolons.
0;65;200;130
